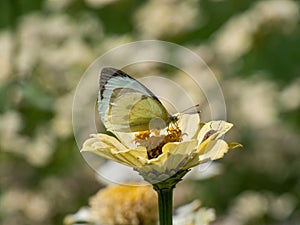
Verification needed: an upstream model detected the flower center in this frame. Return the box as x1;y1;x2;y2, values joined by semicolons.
134;127;182;159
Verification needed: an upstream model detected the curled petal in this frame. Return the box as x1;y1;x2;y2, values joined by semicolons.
197;121;233;143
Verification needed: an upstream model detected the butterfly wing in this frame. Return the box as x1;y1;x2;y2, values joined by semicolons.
99;67;169;132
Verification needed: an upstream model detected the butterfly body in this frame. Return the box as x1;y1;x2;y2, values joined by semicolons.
98;67;175;132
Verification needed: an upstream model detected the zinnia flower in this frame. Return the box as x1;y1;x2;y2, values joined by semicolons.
63;185;216;225
81;113;241;184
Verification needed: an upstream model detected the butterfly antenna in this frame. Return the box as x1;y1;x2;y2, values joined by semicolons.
180;104;201;114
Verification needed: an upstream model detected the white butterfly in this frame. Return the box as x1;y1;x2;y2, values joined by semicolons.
98;67;178;132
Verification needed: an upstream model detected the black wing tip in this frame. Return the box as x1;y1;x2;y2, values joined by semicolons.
99;67;131;100
101;67;118;74
101;67;133;78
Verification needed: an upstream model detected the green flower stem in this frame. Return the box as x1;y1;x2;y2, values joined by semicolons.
152;169;190;225
154;185;174;225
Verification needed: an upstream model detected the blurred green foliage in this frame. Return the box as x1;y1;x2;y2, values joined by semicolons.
1;0;300;225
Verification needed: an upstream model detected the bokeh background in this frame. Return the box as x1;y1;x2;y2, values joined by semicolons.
1;0;300;224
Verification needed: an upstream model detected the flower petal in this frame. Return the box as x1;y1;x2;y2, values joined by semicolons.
81;133;148;167
176;113;201;141
81;133;127;154
197;121;233;143
113;131;138;149
162;141;198;170
116;147;149;167
228;142;243;150
198;139;230;161
135;141;198;183
183;139;230;169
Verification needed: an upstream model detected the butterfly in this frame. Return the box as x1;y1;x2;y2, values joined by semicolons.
98;67;179;133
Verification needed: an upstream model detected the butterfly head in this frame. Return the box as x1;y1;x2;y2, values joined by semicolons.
168;114;179;123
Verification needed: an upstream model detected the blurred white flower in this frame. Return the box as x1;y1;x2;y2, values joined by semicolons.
51;92;74;138
17;13;74;76
45;0;75;11
17;13;99;92
0;31;13;83
211;0;300;62
64;207;91;225
226;76;279;128
0;111;55;166
231;191;268;221
173;200;216;225
39;37;94;92
85;0;120;8
0;111;29;155
0;189;51;223
219;191;297;225
269;193;297;220
98;35;133;53
135;0;200;38
211;13;255;63
254;0;299;33
0;111;22;139
25;126;55;167
279;77;300;111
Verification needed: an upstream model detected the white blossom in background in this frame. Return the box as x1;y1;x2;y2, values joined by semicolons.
173;200;216;225
39;37;94;90
97;35;133;53
211;0;300;63
85;0;120;8
219;191;297;225
17;13;100;92
51;93;74;138
0;189;51;224
0;111;29;155
17;13;74;76
135;0;200;38
25;126;55;167
226;76;279;129
0;111;22;142
254;0;299;33
44;0;75;11
0;111;55;167
279;77;300;111
0;31;13;83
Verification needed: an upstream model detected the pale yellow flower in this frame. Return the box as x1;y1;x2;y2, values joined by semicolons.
63;186;216;225
81;114;241;184
89;185;158;225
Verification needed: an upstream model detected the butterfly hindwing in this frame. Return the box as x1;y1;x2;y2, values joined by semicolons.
99;67;170;132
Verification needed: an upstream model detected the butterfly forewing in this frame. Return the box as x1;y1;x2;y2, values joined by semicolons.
99;67;170;132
